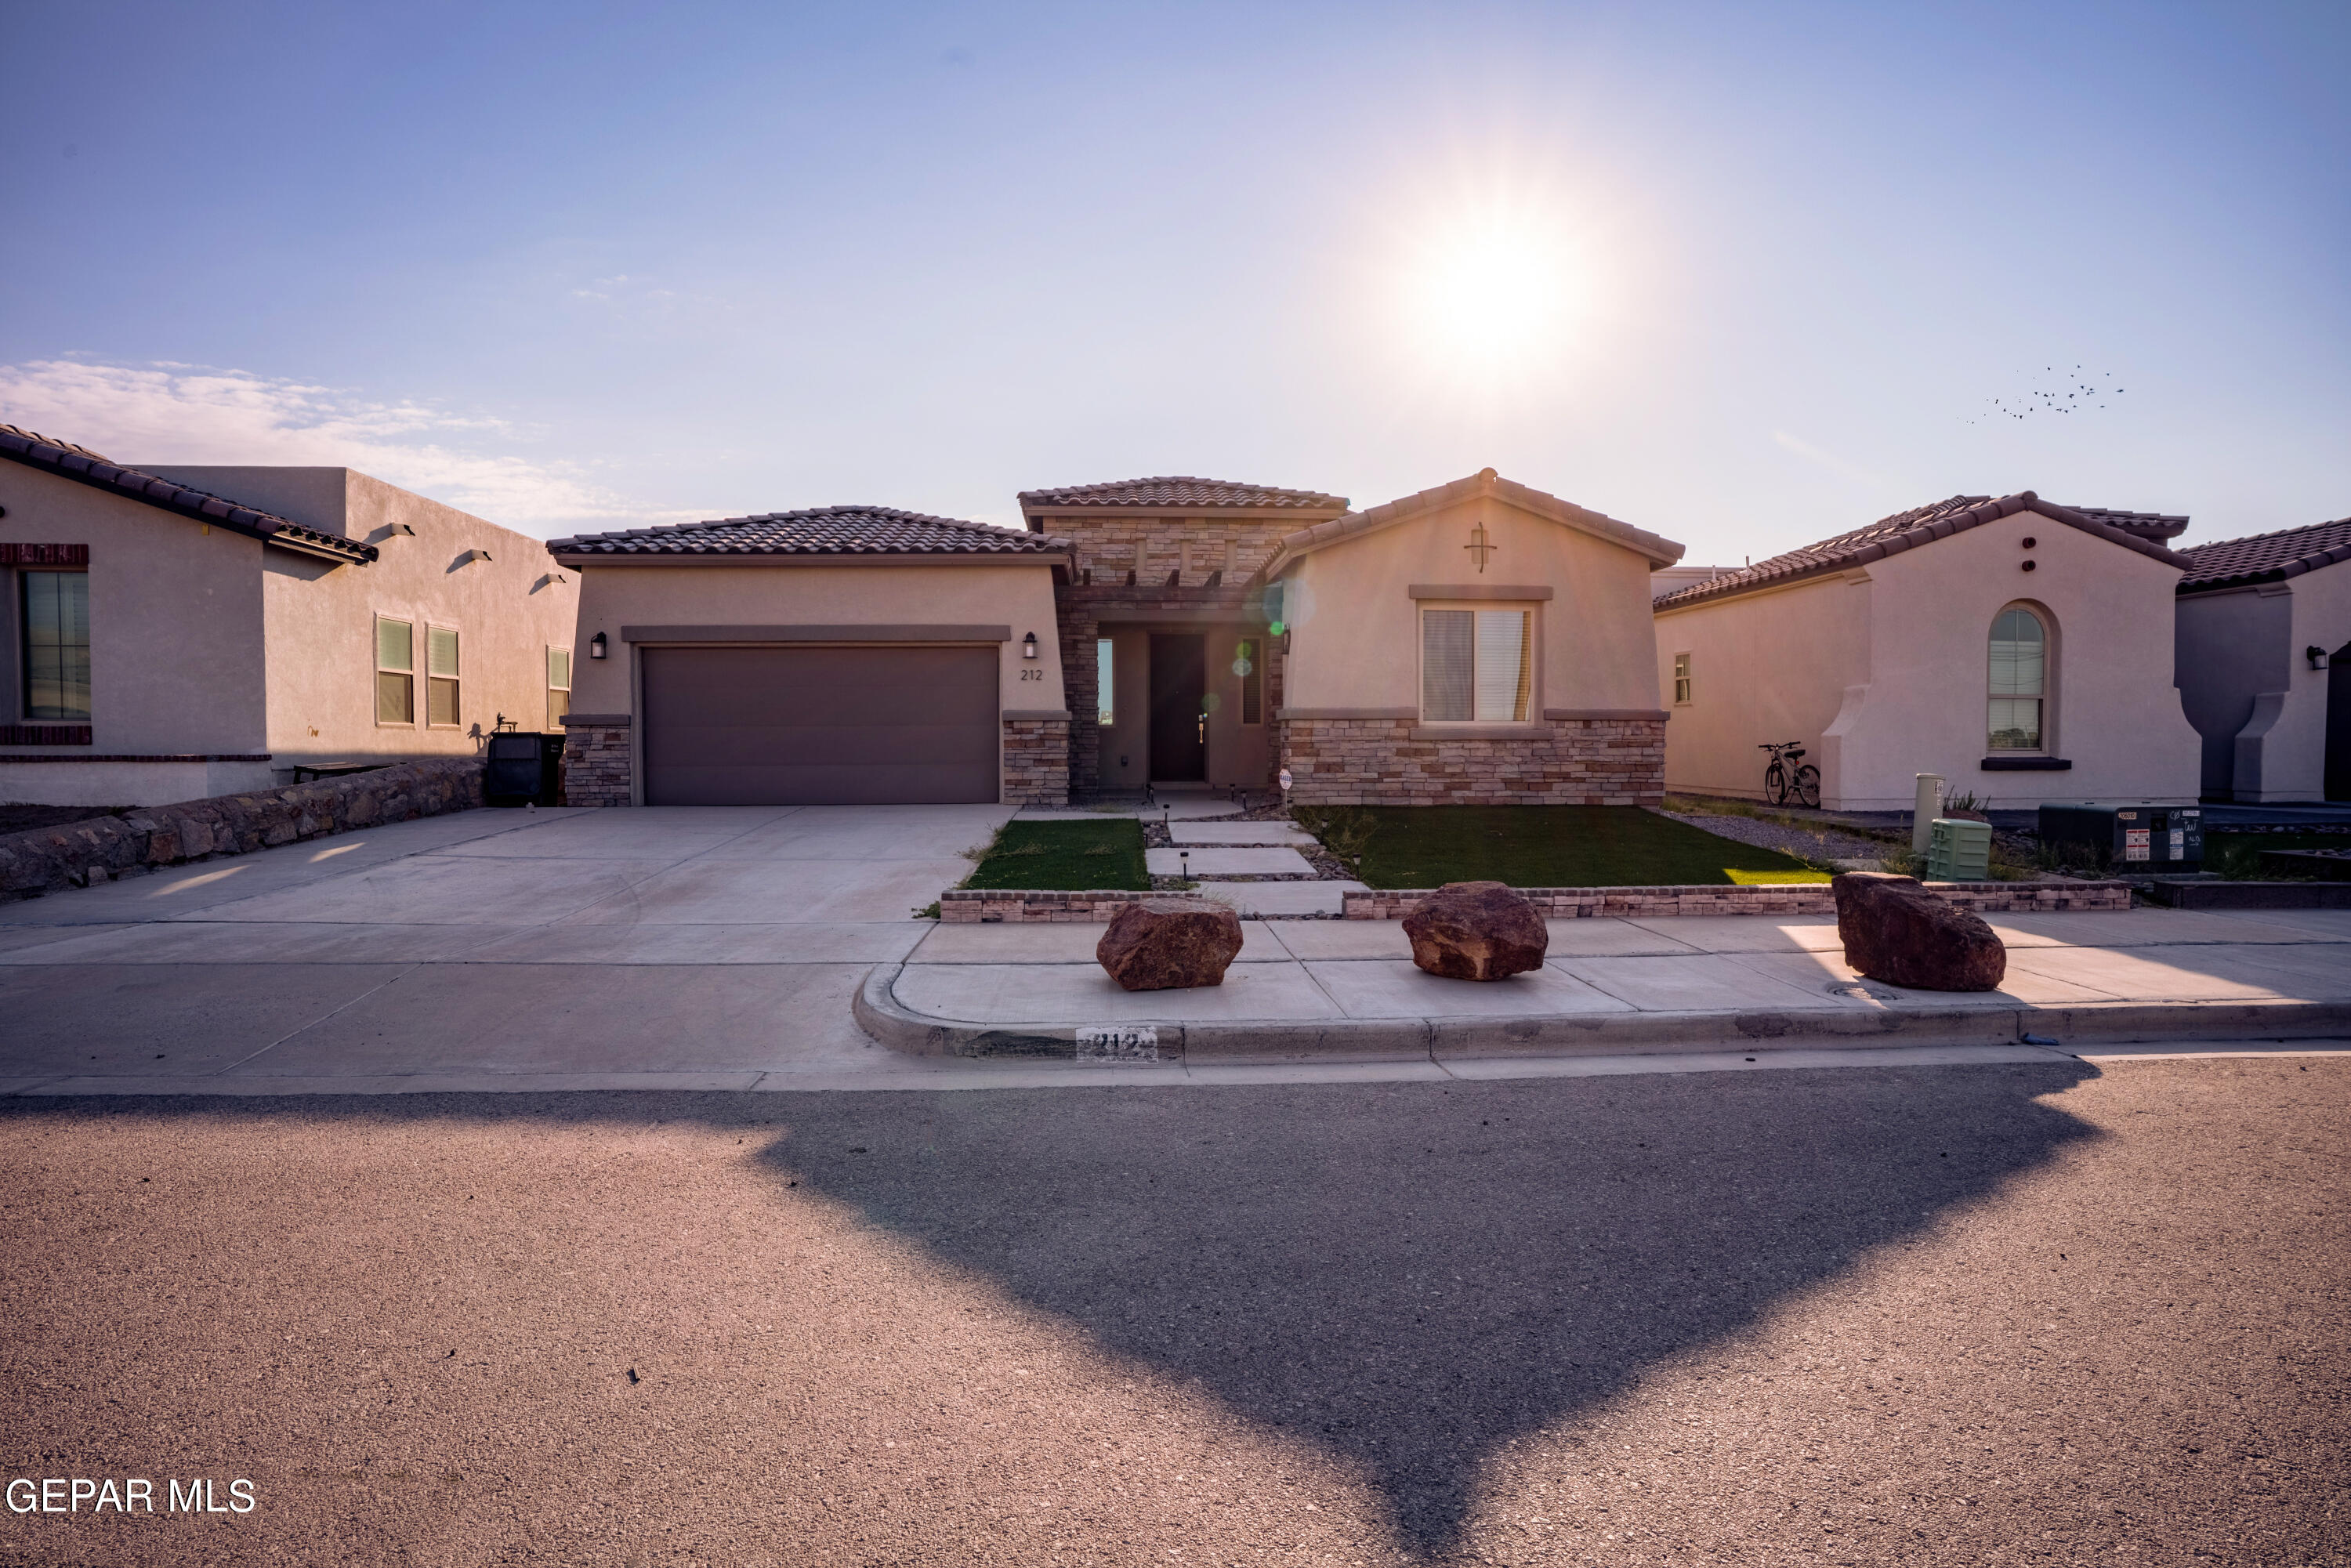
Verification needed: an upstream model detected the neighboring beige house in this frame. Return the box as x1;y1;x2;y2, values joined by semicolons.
550;508;1070;806
1651;491;2203;811
2174;516;2351;802
552;468;1683;809
0;424;579;807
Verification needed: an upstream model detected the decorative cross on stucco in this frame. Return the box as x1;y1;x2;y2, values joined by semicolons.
1464;520;1498;573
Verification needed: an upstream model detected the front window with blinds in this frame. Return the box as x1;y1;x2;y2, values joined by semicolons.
1422;608;1533;722
21;571;91;720
1987;606;2048;751
1235;639;1262;725
375;617;415;725
546;646;572;731
426;626;461;726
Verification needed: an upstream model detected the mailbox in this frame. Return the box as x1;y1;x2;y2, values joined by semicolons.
484;732;564;806
2037;802;2202;870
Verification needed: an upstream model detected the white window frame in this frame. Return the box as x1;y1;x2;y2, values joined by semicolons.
424;622;462;730
1987;603;2053;755
1418;603;1540;724
546;645;572;732
1672;651;1692;706
375;615;415;727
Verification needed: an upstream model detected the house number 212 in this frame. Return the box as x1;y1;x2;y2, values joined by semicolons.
1020;668;1044;680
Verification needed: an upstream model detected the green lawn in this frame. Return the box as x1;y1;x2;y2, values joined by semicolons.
1310;805;1829;889
961;818;1151;891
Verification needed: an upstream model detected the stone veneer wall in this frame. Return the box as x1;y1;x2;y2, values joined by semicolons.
939;889;1206;924
1002;716;1071;806
1279;715;1666;806
0;757;485;901
1342;880;2133;920
560;714;633;806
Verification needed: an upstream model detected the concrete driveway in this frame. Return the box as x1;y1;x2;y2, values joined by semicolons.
0;803;1012;1093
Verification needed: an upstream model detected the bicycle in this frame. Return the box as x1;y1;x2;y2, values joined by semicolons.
1758;741;1821;809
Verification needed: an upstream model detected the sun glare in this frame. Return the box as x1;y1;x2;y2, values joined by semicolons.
1404;211;1584;370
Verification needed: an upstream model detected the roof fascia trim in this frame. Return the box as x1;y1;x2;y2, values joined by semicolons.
548;550;1070;569
0;441;377;564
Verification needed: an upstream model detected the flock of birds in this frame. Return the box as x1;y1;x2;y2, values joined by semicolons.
1964;366;2127;424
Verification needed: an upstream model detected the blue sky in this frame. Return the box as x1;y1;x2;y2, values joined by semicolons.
5;1;2346;559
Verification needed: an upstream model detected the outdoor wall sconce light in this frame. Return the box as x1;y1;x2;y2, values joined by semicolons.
1023;632;1039;659
2309;645;2328;670
589;632;608;661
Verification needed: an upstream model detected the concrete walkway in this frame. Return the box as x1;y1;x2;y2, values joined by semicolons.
2;804;2345;1095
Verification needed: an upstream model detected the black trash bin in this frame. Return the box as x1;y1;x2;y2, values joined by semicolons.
484;732;565;806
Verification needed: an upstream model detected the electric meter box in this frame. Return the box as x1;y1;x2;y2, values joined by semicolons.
1927;818;1993;881
2037;802;2203;870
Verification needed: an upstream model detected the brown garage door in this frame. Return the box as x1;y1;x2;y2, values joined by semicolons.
642;645;999;806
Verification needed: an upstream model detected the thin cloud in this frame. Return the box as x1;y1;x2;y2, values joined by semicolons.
0;357;690;536
1771;429;1883;488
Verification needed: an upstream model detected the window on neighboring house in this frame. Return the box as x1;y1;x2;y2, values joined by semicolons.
1673;652;1692;705
1096;639;1114;726
1987;606;2048;751
546;646;572;731
20;570;91;721
1235;638;1262;725
426;626;461;726
1422;607;1533;722
375;617;415;724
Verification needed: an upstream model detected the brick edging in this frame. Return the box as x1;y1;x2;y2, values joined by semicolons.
1341;880;2133;919
0;757;485;901
938;889;1207;924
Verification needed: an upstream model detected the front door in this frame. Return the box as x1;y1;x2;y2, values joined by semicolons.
1148;633;1207;781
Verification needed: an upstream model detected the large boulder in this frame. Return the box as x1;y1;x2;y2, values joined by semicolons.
1096;900;1245;991
1833;871;2007;991
1403;881;1549;981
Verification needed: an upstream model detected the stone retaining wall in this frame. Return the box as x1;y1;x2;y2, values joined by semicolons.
0;757;484;901
1279;715;1665;806
1342;879;2133;920
939;889;1208;924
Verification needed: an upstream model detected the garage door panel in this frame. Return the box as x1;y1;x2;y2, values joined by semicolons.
643;646;1001;806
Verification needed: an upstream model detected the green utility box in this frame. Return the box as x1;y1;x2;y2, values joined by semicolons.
1927;817;1993;881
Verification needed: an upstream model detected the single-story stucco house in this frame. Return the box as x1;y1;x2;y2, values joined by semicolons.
2174;516;2351;802
0;424;580;807
549;468;1684;807
1650;491;2204;811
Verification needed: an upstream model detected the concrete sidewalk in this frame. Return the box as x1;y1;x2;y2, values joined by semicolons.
860;905;2351;1063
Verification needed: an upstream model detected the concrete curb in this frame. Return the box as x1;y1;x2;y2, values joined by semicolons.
853;963;2351;1066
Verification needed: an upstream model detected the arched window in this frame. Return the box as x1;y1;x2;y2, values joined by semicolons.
1987;606;2049;752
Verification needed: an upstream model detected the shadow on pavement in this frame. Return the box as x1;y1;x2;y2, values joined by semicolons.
760;1059;2099;1555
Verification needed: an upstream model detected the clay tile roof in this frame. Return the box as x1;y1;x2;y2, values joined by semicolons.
2061;505;2190;543
0;422;377;564
1016;476;1349;511
1652;491;2193;611
2177;516;2351;593
546;505;1069;558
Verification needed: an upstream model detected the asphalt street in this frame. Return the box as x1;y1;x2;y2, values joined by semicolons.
1;1057;2344;1566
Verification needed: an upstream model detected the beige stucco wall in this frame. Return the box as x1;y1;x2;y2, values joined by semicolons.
564;559;1066;716
2244;563;2351;800
1656;511;2202;809
1;463;270;805
151;468;581;768
1277;493;1665;716
1654;572;1865;802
